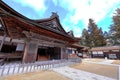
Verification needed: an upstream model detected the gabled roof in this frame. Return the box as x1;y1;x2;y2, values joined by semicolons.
69;43;84;49
0;1;77;43
33;12;68;35
67;30;74;37
0;1;68;36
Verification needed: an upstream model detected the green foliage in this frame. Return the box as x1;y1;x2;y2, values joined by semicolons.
81;19;106;48
81;29;91;47
109;8;120;45
81;8;120;47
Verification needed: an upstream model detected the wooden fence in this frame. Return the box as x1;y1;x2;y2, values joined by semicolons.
0;58;81;76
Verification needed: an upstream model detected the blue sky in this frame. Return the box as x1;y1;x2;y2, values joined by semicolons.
3;0;120;37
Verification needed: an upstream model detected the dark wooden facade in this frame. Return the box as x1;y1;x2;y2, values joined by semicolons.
0;1;80;63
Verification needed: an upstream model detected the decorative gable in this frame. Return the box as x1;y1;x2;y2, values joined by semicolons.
35;12;67;34
39;19;60;31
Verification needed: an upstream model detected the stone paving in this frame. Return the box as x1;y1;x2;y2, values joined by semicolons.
53;66;116;80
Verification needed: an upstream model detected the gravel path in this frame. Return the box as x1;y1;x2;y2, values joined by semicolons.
53;66;116;80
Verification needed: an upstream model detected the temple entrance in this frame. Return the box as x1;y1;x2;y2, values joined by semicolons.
37;46;61;61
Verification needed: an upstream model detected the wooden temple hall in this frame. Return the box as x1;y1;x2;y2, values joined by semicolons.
0;1;82;63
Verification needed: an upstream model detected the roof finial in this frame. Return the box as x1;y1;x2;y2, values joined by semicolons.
51;12;59;18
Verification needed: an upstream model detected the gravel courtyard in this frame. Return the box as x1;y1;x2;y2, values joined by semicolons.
70;62;118;79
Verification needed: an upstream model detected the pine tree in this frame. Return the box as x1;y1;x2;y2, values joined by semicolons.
81;29;91;47
109;8;120;45
81;18;106;48
98;28;106;46
88;19;106;47
88;19;96;47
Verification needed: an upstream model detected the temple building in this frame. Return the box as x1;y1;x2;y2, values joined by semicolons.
0;1;83;63
91;46;120;59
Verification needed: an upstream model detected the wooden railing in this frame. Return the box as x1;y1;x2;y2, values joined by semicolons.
0;58;81;76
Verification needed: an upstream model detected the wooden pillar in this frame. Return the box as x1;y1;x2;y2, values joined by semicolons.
61;47;68;59
0;34;6;51
22;41;38;63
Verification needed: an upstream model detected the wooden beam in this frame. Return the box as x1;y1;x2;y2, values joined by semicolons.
22;31;67;47
23;31;67;44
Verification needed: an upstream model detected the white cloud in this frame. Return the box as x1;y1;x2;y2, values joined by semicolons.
11;0;120;37
13;0;47;12
61;18;82;37
52;0;120;37
62;0;120;25
73;27;81;37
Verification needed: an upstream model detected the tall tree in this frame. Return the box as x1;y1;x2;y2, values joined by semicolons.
98;28;106;46
81;19;106;48
109;8;120;45
81;29;91;47
103;31;110;46
88;19;106;47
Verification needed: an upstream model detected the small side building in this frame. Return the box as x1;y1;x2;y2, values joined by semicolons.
67;31;84;58
91;46;120;59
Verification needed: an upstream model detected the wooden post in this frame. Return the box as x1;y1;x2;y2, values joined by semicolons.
22;41;38;63
61;47;64;59
0;34;6;51
61;47;68;59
